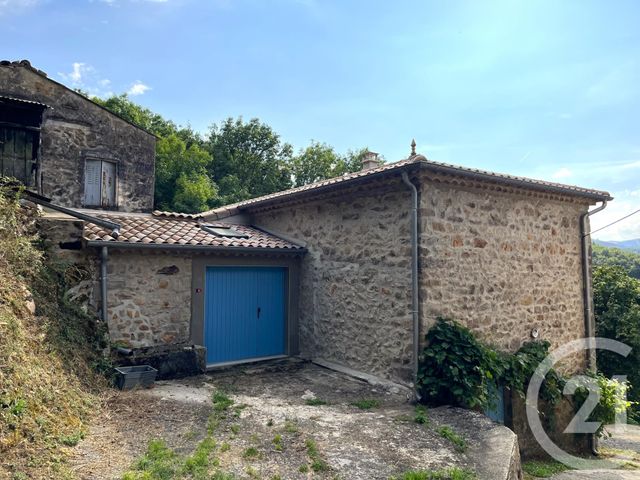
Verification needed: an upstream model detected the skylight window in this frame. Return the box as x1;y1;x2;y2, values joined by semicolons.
200;224;249;238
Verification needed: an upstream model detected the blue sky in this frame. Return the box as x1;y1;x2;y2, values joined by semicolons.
2;0;639;240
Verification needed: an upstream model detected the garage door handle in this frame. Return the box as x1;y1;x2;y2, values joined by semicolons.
257;307;261;319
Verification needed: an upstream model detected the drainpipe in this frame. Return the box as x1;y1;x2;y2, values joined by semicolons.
401;171;420;398
579;200;607;455
100;246;109;323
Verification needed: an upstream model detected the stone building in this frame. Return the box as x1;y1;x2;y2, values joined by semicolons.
0;60;155;212
66;151;610;383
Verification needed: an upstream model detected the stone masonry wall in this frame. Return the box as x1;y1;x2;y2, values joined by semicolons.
106;252;192;347
252;179;415;383
0;61;155;212
419;174;590;372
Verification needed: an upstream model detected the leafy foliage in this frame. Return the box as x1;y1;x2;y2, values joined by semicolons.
572;372;632;437
290;141;367;187
417;318;497;409
593;265;640;420
418;318;634;438
593;245;640;280
95;94;369;213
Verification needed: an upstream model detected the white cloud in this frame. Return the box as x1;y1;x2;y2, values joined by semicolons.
57;62;114;97
0;0;38;15
591;193;640;242
127;81;151;96
551;167;572;180
58;62;94;86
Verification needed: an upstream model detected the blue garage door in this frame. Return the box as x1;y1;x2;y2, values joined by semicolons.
204;266;286;365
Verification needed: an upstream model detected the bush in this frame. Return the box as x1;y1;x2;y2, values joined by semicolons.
593;265;640;418
417;318;632;438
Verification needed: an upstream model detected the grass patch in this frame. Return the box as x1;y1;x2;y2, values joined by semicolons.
414;405;429;425
283;419;298;433
272;434;283;451
122;439;182;480
305;398;328;406
391;467;477;480
242;447;260;459
305;438;330;472
437;426;467;453
0;187;108;478
522;460;571;478
212;391;234;412
351;398;381;410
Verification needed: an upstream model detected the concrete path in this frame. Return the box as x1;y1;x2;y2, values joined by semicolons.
550;425;640;479
72;359;521;479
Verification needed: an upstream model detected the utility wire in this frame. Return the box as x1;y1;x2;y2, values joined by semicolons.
587;207;640;237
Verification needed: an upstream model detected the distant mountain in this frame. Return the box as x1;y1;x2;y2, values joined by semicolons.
594;238;640;253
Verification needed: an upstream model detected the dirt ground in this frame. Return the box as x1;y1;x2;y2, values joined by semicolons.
70;359;516;480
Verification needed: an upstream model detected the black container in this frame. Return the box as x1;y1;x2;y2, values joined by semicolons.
114;365;158;390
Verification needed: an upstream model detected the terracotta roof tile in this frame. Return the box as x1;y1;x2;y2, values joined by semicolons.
83;213;304;252
200;156;612;220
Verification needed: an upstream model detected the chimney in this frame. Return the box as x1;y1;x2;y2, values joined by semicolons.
361;150;380;170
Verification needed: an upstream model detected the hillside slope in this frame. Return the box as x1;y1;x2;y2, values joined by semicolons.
0;189;107;479
594;238;640;253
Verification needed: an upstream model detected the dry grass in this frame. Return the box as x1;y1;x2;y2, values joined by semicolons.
0;188;107;479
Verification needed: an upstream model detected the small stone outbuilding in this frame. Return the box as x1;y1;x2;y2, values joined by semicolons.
0;60;156;212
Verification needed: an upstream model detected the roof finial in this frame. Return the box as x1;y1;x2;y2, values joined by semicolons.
410;138;416;157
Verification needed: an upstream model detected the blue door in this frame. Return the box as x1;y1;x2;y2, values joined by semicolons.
204;266;286;365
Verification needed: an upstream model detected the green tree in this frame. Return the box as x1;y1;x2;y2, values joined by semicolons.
92;94;177;138
593;245;640;280
291;142;368;187
155;134;217;212
206;117;293;204
593;265;640;417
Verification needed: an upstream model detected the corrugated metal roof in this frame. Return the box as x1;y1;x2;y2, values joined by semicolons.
83;213;304;252
201;156;612;219
0;94;50;109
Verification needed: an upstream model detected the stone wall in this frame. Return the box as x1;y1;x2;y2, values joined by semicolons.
419;173;591;372
0;61;155;212
106;252;192;347
252;179;415;382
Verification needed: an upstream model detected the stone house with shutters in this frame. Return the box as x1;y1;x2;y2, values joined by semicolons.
0;60;156;212
2;61;613;455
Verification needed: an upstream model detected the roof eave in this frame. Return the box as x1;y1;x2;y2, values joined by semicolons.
418;161;613;202
85;240;307;255
203;162;422;220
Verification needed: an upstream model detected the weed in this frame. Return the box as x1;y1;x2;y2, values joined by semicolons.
220;442;231;452
59;430;85;447
351;398;381;410
272;434;283;451
123;439;181;480
230;424;240;434
391;467;477;480
414;405;429;425
266;418;274;427
182;436;216;477
299;464;309;473
245;466;259;478
305;398;328;406
305;438;330;472
284;419;298;433
242;447;260;459
522;460;571;478
438;426;467;453
212;391;234;412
